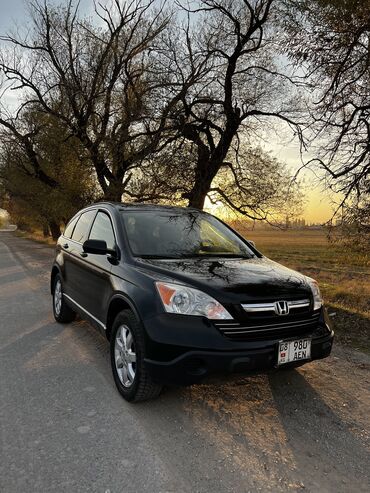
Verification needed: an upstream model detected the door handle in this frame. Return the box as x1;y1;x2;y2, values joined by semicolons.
63;243;69;249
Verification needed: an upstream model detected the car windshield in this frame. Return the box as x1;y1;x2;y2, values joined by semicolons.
121;210;254;259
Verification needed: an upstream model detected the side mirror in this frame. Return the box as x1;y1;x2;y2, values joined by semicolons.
83;239;108;255
248;240;256;249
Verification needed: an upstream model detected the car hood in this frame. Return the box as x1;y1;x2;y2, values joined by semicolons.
136;256;311;302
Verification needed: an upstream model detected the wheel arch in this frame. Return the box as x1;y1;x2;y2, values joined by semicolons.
50;265;62;294
105;294;141;341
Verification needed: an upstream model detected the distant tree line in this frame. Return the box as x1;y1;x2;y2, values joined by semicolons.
0;0;368;244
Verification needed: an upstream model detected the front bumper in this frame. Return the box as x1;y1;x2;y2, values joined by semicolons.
144;331;334;385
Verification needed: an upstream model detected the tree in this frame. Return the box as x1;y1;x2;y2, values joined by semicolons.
282;0;370;207
163;0;302;210
0;109;96;239
333;189;370;252
208;146;303;223
0;0;303;225
0;0;207;201
128;141;303;224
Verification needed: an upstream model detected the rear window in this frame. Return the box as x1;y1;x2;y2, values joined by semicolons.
63;215;79;239
71;210;96;243
89;211;116;250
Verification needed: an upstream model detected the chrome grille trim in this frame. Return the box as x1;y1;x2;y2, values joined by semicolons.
218;315;319;332
223;321;318;335
241;299;310;313
214;313;319;330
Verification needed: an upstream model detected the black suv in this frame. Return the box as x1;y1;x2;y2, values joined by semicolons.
51;203;334;401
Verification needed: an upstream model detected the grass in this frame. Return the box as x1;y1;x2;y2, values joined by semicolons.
15;229;56;246
238;228;370;354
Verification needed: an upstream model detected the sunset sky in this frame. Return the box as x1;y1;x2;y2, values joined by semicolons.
265;134;336;224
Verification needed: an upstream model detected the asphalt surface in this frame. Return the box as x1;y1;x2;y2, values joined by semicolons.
0;231;369;493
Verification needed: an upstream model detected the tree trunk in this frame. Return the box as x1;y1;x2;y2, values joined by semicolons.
49;220;61;241
187;185;210;209
42;224;49;237
185;127;236;209
104;180;123;202
186;162;219;209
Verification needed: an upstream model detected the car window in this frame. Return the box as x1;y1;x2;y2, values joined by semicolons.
71;210;96;243
63;215;79;239
89;211;116;250
199;219;241;253
121;210;254;259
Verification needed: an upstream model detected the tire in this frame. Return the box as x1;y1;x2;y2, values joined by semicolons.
110;309;162;402
52;274;76;323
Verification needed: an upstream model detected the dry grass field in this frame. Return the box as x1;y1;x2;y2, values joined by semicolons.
237;227;370;354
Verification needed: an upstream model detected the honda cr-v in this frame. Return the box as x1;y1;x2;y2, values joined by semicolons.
51;203;334;401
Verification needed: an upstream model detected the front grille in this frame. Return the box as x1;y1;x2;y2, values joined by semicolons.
241;298;311;316
215;307;320;342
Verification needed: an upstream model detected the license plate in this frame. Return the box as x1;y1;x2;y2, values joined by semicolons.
278;338;311;365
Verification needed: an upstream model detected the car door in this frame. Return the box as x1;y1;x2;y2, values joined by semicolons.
63;209;97;308
58;213;80;286
76;210;117;324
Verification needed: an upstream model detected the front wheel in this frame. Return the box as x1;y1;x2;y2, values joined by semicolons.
52;274;76;323
110;310;162;402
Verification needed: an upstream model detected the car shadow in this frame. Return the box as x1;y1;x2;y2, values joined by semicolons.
140;365;370;492
266;368;370;491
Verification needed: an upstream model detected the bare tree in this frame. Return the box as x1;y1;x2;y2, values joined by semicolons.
208;146;303;223
0;0;207;201
282;0;370;208
0;0;303;222
126;137;303;224
164;0;303;210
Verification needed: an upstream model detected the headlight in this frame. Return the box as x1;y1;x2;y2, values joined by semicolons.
306;277;323;310
156;282;233;319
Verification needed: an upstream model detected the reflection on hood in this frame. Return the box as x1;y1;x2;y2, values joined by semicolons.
137;256;310;301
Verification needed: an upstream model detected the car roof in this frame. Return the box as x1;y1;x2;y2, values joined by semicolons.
94;202;202;214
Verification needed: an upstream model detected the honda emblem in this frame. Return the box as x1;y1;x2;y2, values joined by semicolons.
275;301;289;316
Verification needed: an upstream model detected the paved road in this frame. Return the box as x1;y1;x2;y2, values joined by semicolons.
0;232;369;493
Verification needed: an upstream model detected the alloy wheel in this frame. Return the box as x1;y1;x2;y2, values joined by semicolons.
54;279;62;316
114;324;137;387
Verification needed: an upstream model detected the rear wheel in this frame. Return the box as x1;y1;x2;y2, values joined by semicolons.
52;274;76;323
110;310;162;402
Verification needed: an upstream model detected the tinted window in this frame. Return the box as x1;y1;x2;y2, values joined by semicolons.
71;210;96;243
63;215;79;238
89;212;116;250
121;210;254;259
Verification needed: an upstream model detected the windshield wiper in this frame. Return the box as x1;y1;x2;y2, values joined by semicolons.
137;253;254;260
180;253;253;259
136;254;180;259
